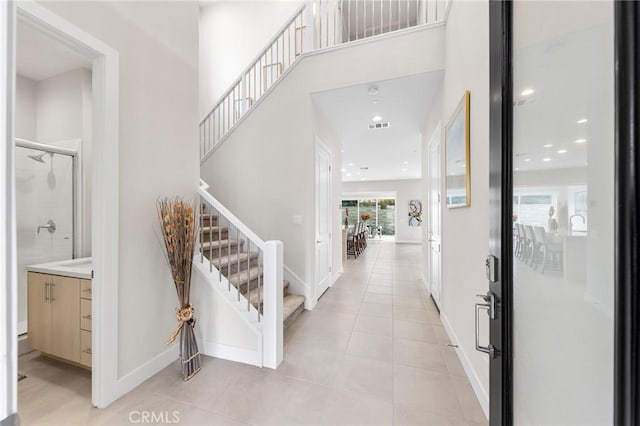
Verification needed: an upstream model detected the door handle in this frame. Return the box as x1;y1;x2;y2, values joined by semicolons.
45;282;50;302
49;282;56;302
475;291;496;358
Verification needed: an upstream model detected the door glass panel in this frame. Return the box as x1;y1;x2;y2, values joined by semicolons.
512;1;613;424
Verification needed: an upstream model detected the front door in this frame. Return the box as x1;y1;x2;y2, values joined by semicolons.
488;1;640;425
315;139;332;300
428;125;442;309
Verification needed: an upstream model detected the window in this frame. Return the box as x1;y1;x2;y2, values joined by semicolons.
341;198;396;236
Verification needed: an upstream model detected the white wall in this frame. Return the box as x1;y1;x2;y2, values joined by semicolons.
342;178;423;244
199;1;304;116
15;75;36;140
39;0;200;381
201;24;445;301
191;273;262;362
420;0;491;416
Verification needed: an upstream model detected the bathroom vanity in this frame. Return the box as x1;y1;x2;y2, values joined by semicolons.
27;258;92;369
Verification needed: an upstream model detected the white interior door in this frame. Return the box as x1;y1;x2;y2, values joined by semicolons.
315;139;331;300
428;126;442;309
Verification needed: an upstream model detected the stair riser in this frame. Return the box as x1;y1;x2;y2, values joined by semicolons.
199;216;219;227
200;229;229;243
230;276;261;296
284;302;305;329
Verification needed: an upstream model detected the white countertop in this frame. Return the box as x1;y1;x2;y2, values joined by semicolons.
27;257;93;280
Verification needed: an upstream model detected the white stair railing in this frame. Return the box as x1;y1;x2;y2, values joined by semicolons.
199;4;307;160
197;180;283;368
200;0;446;161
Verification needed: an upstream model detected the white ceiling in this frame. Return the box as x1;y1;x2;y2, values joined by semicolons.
312;71;444;182
17;20;91;82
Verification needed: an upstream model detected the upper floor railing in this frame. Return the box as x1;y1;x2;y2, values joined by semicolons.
200;0;448;161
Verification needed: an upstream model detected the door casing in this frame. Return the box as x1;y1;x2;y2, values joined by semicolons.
315;138;332;301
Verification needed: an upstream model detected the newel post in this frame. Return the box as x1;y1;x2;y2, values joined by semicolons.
262;240;283;369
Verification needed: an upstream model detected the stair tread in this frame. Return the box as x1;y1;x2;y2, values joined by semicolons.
209;251;258;267
228;265;262;286
201;239;242;249
283;294;305;320
200;225;228;233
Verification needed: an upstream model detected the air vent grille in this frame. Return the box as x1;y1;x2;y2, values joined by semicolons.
368;122;390;130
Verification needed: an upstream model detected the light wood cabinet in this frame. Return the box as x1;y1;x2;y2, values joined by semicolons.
27;273;53;354
79;279;92;368
28;272;91;368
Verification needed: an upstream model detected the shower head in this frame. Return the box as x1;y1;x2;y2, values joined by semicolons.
27;152;53;163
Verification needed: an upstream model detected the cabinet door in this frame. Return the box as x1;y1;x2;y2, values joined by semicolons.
50;276;80;362
27;273;53;353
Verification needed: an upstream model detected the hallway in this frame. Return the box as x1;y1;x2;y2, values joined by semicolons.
17;241;486;425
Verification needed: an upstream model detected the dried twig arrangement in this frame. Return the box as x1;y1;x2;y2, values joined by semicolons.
157;197;201;381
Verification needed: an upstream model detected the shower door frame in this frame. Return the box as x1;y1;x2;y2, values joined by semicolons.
15;138;79;260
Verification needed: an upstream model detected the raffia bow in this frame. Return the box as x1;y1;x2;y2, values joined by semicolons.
167;304;195;345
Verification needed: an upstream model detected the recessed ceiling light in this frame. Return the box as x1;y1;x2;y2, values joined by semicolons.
577;118;588;124
346;173;351;177
544;144;553;148
340;168;345;172
575;139;587;144
348;162;354;166
403;161;409;165
543;158;551;162
524;158;531;162
372;115;382;122
368;85;379;95
372;99;379;105
521;88;535;96
515;168;520;171
557;149;568;154
341;149;344;153
402;168;407;172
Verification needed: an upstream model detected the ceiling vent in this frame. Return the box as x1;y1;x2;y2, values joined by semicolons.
368;122;390;130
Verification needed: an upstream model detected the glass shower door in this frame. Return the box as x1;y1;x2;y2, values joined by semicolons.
15;145;74;335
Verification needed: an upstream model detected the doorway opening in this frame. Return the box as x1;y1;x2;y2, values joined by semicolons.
15;8;94;413
9;1;120;413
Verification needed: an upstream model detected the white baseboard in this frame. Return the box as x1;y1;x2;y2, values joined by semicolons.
394;240;422;245
440;313;489;420
284;265;312;310
201;340;262;368
17;320;27;336
116;345;179;400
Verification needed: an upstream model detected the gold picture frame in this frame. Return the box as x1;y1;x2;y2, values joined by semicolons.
445;90;471;208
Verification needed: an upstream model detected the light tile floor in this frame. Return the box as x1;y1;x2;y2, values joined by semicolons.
18;240;487;426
